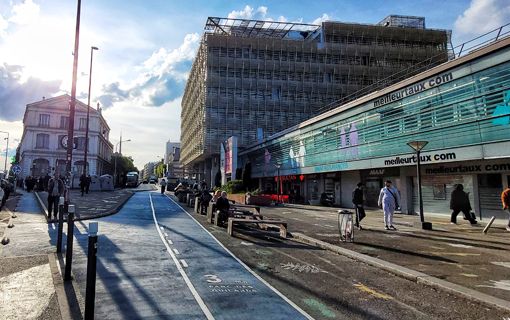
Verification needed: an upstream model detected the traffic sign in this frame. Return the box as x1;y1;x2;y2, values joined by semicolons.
12;165;22;175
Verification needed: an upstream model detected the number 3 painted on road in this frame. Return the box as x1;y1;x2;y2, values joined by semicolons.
204;274;222;283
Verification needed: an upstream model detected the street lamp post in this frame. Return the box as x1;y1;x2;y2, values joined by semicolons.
83;46;99;176
113;139;131;187
0;130;9;174
66;0;82;178
407;140;432;230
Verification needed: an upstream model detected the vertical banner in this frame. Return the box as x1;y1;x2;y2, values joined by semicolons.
222;136;238;181
220;142;226;185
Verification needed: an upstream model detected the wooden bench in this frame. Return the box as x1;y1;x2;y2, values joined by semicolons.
231;204;261;214
227;218;287;238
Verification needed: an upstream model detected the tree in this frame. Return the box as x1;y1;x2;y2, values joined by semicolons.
112;154;138;187
155;162;166;177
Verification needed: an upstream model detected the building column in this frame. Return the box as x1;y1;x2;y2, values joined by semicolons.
210;156;219;188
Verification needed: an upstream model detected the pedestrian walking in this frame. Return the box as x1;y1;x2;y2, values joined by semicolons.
85;175;91;194
79;174;86;196
378;180;400;230
352;182;365;230
0;178;14;211
450;184;477;225
501;187;510;231
160;179;167;194
47;175;64;221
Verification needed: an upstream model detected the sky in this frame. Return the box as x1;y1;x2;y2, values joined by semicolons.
0;0;509;169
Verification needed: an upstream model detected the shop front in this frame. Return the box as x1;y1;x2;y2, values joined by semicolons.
412;159;510;220
361;167;401;207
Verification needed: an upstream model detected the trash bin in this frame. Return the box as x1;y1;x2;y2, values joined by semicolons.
337;210;354;242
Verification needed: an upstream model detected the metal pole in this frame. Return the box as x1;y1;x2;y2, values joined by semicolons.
277;167;280;205
417;150;424;223
4;132;8;173
66;0;82;177
85;222;98;320
64;205;75;281
57;196;65;253
83;47;98;176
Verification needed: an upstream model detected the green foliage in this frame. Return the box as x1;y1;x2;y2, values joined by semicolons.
112;154;138;175
155;163;166;177
221;179;245;194
250;188;262;195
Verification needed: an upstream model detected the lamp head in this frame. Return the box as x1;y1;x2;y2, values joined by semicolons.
407;141;428;152
92;46;99;51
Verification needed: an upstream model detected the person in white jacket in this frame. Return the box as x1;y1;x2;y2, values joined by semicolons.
378;180;401;230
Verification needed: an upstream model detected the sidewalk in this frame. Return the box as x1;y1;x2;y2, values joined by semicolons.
36;189;134;220
0;191;67;320
261;204;510;307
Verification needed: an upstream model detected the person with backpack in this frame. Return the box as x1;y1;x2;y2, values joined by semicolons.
501;187;510;232
352;182;365;230
0;178;14;211
378;180;401;230
450;184;477;225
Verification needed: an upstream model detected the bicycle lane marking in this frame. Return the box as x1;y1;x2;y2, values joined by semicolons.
154;192;313;320
149;192;214;320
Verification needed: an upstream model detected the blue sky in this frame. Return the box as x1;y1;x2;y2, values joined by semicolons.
0;0;509;168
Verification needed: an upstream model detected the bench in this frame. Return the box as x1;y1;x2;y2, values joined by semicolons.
227;218;287;238
231;204;261;214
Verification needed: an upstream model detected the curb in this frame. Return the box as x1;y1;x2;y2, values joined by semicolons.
34;191;50;221
291;232;510;313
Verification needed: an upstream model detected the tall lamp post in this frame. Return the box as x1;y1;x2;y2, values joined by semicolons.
83;46;99;176
274;163;281;205
407;140;432;230
113;139;131;187
66;0;82;179
0;130;9;174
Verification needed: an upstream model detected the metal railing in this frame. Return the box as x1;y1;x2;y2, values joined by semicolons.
317;22;510;115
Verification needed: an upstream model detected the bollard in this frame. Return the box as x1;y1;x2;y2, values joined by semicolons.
483;216;496;234
84;222;98;320
57;196;65;253
64;205;75;281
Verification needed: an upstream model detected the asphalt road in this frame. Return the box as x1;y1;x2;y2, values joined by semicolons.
258;205;510;302
174;196;510;320
68;191;310;319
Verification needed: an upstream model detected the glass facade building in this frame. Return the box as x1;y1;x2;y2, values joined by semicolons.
241;37;510;220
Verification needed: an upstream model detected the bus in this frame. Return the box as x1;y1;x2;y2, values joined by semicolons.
126;172;139;187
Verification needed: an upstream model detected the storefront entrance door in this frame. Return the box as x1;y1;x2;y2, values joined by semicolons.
365;178;382;207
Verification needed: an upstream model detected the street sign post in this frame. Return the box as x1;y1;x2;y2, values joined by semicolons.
12;165;22;175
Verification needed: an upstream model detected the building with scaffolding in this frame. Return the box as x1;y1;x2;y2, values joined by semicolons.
181;15;450;185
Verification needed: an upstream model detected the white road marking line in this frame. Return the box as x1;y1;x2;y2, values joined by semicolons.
149;193;214;320
164;232;169;237
164;193;314;320
173;248;180;255
240;241;254;246
167;239;173;245
180;259;189;268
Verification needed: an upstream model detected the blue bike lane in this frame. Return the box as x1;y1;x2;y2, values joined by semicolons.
149;192;312;320
68;191;311;319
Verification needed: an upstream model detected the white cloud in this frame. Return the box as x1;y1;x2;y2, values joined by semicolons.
0;14;7;37
97;32;200;109
9;0;40;25
455;0;510;37
227;5;269;20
